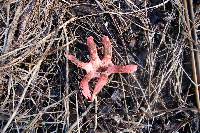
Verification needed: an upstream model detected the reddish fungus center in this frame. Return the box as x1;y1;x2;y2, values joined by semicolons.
97;66;108;73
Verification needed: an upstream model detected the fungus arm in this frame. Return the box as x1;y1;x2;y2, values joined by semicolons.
65;53;88;69
102;36;112;63
80;72;95;100
107;65;137;74
87;36;100;61
91;74;108;101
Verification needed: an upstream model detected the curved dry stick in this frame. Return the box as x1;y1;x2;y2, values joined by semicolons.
67;103;94;132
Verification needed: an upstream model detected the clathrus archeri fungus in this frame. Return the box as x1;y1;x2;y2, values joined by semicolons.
65;36;137;101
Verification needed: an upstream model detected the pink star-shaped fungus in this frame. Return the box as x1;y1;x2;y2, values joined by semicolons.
65;36;137;101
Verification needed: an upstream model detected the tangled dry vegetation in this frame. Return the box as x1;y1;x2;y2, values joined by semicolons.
0;0;200;132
